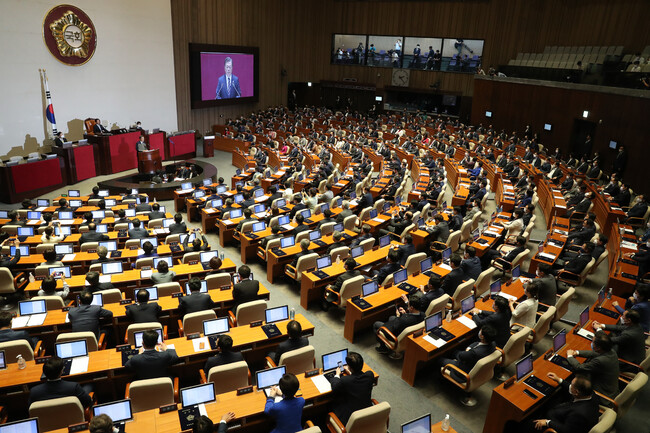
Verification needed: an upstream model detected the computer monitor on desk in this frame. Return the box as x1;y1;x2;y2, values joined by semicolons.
425;312;443;333
515;353;534;381
442;247;452;262
0;418;39;433
265;305;289;324
379;235;390;248
420;257;432;273
362;280;379;297
401;414;431;433
490;280;501;297
322;349;348;374
203;317;229;336
579;306;589;328
460;296;475;314
512;264;520;279
393;268;408;285
553;329;567;353
133;329;162;348
280;236;295;248
256;366;286;397
316;255;331;270
181;383;216;408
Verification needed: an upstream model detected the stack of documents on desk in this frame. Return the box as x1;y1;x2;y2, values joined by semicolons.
311;375;332;393
423;334;446;348
70;356;90;375
538;252;557;261
12;313;47;328
457;316;477;329
621;241;637;250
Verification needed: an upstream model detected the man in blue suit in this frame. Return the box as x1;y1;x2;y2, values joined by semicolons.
215;57;241;99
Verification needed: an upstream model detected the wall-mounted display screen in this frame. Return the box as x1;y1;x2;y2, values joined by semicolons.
189;43;259;109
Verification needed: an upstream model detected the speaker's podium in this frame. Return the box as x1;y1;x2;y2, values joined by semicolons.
137;149;162;174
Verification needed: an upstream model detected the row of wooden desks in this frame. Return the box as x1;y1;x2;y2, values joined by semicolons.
483;295;625;433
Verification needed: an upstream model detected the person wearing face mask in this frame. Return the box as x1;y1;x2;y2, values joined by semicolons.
622;241;650;278
566;332;619;399
612;284;650;332
505;374;599;433
53;131;66;147
592;310;645;369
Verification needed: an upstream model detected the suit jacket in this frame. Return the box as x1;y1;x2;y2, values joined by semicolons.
472;311;511;348
264;396;305;433
128;227;149;239
440;268;465;297
67;305;113;337
628;202;648;218
148;211;166;220
428;221;450;243
125;302;162;323
455;341;496;373
503;245;525;264
568;349;620;398
536;274;558;306
330;370;374;425
603;324;645;364
179;292;215;317
0;328;37;349
567;226;596;244
168;222;187;234
546;381;600;433
330;270;361;293
28;379;92;408
78;231;109;244
383;312;424;337
564;253;592;275
398;243;416;266
357;193;374;210
151;271;176;284
460;257;481;281
93;124;107;134
124;349;180;380
215;74;242;99
232;280;260;310
273;336;309;364
203;350;245;373
335;209;353;223
376;262;402;286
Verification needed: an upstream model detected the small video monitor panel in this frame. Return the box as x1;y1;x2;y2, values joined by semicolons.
460;296;475;314
316;255;331;270
401;414;432;433
362;280;379;297
203;317;230;336
515;354;534;381
134;329;163;348
55;340;88;359
92;400;133;424
256;366;286;390
0;418;39;433
181;383;216;408
425;312;442;332
393;268;408;284
553;329;567;353
265;305;289;324
420;257;432;272
19;300;47;316
322;349;348;372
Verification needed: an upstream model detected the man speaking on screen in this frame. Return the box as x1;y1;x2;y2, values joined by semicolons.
215;57;241;99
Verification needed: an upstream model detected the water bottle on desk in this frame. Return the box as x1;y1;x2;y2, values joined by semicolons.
607;288;613;299
441;414;450;431
289;308;296;320
17;355;26;370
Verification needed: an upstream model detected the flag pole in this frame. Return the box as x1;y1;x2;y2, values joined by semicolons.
42;69;58;136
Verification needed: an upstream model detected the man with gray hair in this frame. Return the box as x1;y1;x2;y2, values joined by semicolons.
215;57;241;99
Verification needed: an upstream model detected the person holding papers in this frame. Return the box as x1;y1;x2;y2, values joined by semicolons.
28;356;92;408
263;373;305;433
125;329;179;380
0;310;37;348
68;290;113;338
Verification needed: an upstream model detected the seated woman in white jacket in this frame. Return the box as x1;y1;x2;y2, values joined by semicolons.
509;280;539;329
40;225;64;244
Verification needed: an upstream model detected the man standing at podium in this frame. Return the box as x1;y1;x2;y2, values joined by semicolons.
215;57;241;99
135;135;149;152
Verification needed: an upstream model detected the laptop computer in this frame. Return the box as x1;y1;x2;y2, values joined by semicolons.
229;208;244;219
309;229;327;247
10;245;30;257
394;268;417;293
248;221;266;239
102;262;123;275
140;237;158;248
351;280;378;310
92;399;133;432
99;241;118;252
233;194;244;204
576;306;595;340
54;226;72;237
54;244;73;260
55;339;89;376
216;185;227;194
512;264;521;279
27;211;41;221
265;305;289;324
312;255;332;279
69;199;82;209
0;418;39;433
517;353;553;395
322;348;348;380
441;247;452;263
133;329;163;348
549;329;572;370
203;317;230;349
420;257;438;278
18;299;47;318
124;208;136;217
98;189;109;197
105;199;117;207
460;296;475;314
185;280;208;295
401;414;431;433
193;190;206;199
91;210;106;220
256;366;287;397
68;190;80;197
350;246;364;259
379;235;390;248
181;383;216;410
134;287;158;301
37;199;50;207
489;280;502;299
425;311;455;341
199;251;218;269
17;226;34;241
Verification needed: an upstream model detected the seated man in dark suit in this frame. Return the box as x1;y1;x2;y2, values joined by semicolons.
56;198;72;212
439;324;497;382
535;263;558;307
179;277;215;317
350;224;373;247
182;228;210;252
79;223;109;245
373;248;402;285
147;203;166;220
68;290;113;338
470;296;511;349
289;195;307;219
126;289;162;324
420;274;445;307
292;214;310;235
426;214;450;244
268;320;309;365
203;334;245;373
626;194;647;220
398;234;416;266
440;255;465;297
124;329;179;380
90;246;115;265
232;265;260;311
113;209;130;225
553;242;595;278
85;271;114;293
260;224;283;250
373;293;426;354
592;309;645;367
323;258;360;308
28;356;92;408
566;331;620;398
0;311;37;348
506;374;599;433
379;211;413;238
326;231;345;254
567;219;596;246
288;239;311;268
357;186;374;210
460;246;481;281
168;213;188;234
135;197;152;213
127;218;149;239
330;351;374;425
483;235;527;271
93;119;108;134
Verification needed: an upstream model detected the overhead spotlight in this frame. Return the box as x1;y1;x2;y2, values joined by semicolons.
307;82;312;87
582;110;589;118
